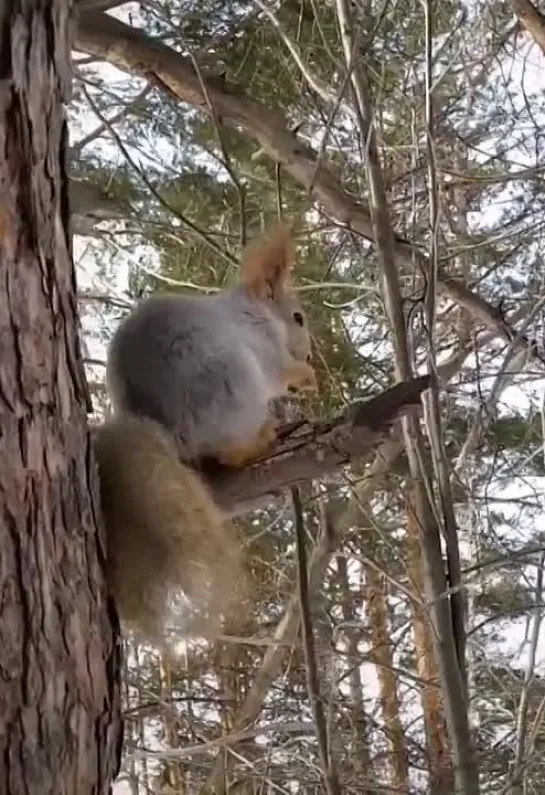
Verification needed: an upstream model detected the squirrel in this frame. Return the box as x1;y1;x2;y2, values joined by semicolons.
93;226;317;641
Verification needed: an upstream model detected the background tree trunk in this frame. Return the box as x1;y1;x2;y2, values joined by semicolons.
0;1;122;793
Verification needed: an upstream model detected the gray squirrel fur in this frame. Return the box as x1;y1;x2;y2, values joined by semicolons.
94;226;317;640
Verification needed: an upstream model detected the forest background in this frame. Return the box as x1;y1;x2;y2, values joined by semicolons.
72;1;545;793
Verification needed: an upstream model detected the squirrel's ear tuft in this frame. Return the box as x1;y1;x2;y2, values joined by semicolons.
240;225;293;300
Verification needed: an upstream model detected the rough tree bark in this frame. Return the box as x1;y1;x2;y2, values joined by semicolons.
0;2;122;794
365;565;409;792
405;491;454;793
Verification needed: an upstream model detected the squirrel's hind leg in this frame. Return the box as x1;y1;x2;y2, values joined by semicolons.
216;420;278;468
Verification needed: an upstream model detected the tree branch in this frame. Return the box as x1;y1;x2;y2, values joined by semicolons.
74;11;539;360
201;376;431;517
332;0;476;789
511;0;545;53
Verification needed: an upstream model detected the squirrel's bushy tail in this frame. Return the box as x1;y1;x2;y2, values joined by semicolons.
94;416;247;641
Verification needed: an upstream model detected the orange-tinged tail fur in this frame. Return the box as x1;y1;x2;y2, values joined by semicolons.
94;416;247;642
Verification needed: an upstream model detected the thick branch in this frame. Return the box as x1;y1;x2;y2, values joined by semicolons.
74;11;537;358
202;376;431;517
511;0;545;53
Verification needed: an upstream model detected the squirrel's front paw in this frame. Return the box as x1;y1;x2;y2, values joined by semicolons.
284;361;318;393
216;420;278;468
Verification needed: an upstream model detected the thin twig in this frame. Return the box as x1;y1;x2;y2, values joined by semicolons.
80;84;237;269
189;54;247;249
125;720;316;762
71;83;152;156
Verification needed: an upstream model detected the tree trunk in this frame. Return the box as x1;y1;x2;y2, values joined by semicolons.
405;490;453;793
335;556;373;791
365;565;409;792
0;2;122;793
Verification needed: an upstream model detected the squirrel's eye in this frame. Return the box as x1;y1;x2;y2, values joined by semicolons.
293;311;304;327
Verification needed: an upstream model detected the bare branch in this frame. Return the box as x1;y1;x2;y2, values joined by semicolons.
80;83;238;268
511;0;545;54
203;376;431;517
74;11;540;361
332;0;477;790
71;83;152;157
125;720;316;763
